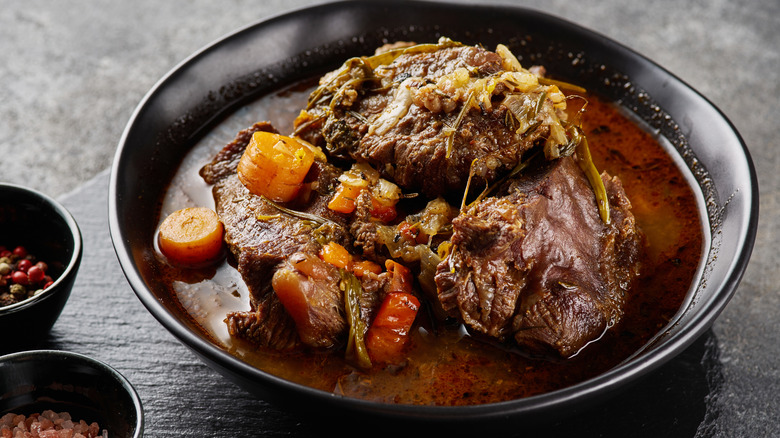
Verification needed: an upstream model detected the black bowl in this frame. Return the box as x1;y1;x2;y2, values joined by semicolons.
0;350;143;437
0;183;82;349
108;0;758;427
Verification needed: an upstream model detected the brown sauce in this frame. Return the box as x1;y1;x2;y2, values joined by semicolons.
155;84;705;406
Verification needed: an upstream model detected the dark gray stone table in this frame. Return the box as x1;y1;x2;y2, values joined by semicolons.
2;1;778;436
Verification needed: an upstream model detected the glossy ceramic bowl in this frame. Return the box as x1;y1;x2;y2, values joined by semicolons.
0;350;143;437
108;0;757;428
0;183;82;350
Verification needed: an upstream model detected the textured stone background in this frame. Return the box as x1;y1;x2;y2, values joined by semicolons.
1;0;778;436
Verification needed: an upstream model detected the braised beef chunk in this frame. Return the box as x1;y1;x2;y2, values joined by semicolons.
200;122;351;349
294;38;566;200
435;194;527;340
226;292;300;351
435;156;642;358
272;252;347;348
209;173;348;306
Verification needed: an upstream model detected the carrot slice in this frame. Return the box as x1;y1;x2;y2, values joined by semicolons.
158;207;224;266
319;241;352;270
237;131;316;202
365;292;420;364
385;259;413;295
352;260;382;277
327;182;363;214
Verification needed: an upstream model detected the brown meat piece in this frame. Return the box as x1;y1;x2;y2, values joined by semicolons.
271;252;347;348
201;123;351;349
435;156;643;358
295;42;555;200
225;292;300;351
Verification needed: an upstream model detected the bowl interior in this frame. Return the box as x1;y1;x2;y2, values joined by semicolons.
0;350;143;438
109;0;756;421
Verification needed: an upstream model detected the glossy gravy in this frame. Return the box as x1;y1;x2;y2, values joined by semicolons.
155;83;705;405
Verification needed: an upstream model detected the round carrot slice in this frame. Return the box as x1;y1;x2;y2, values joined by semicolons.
158;207;224;266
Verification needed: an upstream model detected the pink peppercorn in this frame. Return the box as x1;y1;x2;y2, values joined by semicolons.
12;246;27;258
11;271;29;286
27;266;45;284
16;259;32;272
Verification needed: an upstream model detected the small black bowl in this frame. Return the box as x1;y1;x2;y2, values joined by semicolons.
0;183;82;348
0;350;143;437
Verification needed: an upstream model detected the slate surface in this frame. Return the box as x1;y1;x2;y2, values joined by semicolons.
1;0;778;436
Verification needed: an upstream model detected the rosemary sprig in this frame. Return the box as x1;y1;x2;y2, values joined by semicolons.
537;76;587;94
444;91;474;159
259;195;341;228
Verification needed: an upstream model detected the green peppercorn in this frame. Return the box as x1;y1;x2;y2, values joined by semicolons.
9;283;26;296
0;262;10;275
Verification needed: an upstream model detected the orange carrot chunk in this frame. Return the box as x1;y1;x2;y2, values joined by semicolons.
158;207;224;266
365;292;420;364
352;259;383;277
327;182;363;214
319;241;352;270
272;254;344;349
271;268;310;328
237;131;316;202
385;259;413;295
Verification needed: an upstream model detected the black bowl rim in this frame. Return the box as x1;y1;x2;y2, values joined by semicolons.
0;183;83;315
0;349;145;437
108;0;758;421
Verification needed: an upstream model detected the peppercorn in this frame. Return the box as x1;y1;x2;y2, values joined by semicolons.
9;283;26;296
11;271;29;286
0;244;57;308
27;266;45;284
12;246;27;258
16;259;32;272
